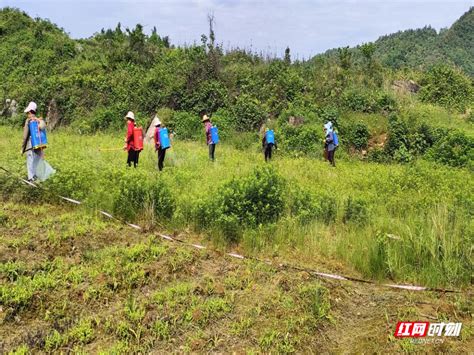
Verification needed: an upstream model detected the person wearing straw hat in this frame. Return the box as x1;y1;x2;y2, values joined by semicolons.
153;118;167;171
21;101;46;182
123;111;139;168
202;113;216;161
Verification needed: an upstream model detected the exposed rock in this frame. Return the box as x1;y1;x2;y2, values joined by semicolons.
392;80;420;93
46;99;61;130
1;99;18;117
288;115;305;126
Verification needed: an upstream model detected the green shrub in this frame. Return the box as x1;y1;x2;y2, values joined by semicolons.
232;94;267;131
168;111;201;140
212;108;237;138
376;92;397;112
384;114;410;158
419;64;473;112
345;122;370;150
367;147;389;163
317;106;339;127
343;197;369;225
281;124;322;155
427;131;474;168
342;89;376;112
218;166;285;226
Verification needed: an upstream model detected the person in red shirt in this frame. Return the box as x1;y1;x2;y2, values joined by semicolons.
202;114;215;161
123;111;139;168
153;119;167;171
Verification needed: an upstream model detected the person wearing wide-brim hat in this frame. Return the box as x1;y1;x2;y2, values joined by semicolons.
153;118;167;171
21;101;46;181
124;111;139;168
202;113;216;161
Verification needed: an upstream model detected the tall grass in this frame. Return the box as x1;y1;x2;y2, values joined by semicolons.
0;126;472;287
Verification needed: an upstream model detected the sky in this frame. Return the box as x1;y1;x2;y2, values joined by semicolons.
1;0;472;59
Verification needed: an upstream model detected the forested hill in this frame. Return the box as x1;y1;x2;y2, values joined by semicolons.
319;7;474;76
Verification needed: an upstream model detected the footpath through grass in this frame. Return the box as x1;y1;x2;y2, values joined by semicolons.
0;126;472;289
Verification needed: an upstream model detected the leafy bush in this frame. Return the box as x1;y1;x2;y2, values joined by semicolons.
384;114;410;158
427;131;474;168
342;89;376;112
218;166;285;226
232;94;267;131
281;124;322;155
345;122;370;150
419;64;473;112
343;197;369;225
168;111;201;140
376;92;397;112
192;166;286;243
317;106;339;127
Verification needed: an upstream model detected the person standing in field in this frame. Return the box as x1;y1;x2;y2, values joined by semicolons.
262;128;277;162
154;119;167;171
202;114;216;161
324;122;336;167
21;101;46;182
124;111;139;168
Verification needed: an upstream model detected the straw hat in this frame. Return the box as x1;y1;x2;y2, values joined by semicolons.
202;114;210;122
154;119;162;126
125;111;135;120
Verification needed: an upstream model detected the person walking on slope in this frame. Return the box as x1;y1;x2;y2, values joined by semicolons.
324;122;336;167
21;102;46;182
154;119;167;171
124;111;140;168
202;114;216;161
262;128;277;162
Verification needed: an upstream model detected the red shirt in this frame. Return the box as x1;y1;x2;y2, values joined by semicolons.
125;120;135;151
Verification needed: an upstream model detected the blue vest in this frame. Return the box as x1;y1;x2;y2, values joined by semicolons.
210;126;219;144
29;120;48;149
265;130;275;144
159;128;171;149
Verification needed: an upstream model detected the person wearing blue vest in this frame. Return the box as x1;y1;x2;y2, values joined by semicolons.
202;114;216;161
324;121;336;167
262;128;277;162
21;101;46;182
154;119;167;171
